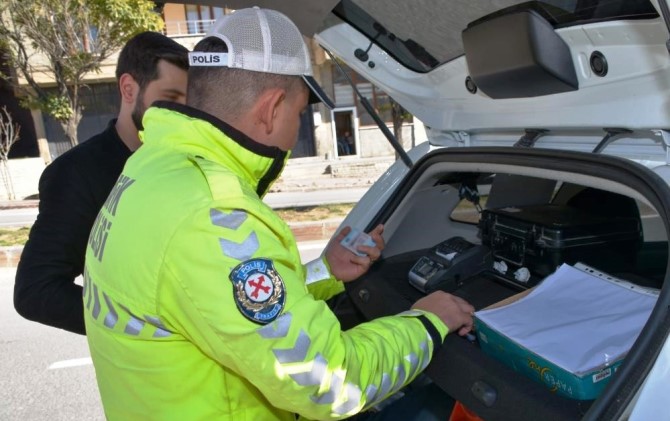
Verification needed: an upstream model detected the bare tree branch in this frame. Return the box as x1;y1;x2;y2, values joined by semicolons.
0;106;21;200
0;106;20;161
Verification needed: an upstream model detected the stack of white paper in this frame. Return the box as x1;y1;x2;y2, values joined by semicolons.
475;263;658;374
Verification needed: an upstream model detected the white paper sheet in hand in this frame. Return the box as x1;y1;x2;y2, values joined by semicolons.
475;263;658;375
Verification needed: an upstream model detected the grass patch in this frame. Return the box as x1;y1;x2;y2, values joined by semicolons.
275;203;354;222
0;227;30;246
0;204;354;248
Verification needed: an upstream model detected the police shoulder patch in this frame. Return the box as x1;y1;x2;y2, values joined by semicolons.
229;258;286;324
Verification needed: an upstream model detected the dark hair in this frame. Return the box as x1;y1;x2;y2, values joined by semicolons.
115;31;189;89
188;37;302;118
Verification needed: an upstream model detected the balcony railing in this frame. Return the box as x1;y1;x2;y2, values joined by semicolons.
164;19;216;36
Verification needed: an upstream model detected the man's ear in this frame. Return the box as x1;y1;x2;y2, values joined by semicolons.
257;88;285;135
118;73;139;104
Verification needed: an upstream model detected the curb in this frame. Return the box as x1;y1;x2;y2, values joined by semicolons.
0;200;39;210
289;219;341;243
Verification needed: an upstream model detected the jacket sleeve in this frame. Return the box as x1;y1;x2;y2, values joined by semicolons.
158;202;448;420
14;160;98;334
304;257;345;301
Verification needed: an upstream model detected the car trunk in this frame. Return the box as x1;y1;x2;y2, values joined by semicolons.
343;147;670;421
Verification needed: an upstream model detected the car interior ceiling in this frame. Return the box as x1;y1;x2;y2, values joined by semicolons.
335;0;660;74
342;160;667;420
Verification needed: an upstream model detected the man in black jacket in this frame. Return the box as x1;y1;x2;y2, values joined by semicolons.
14;32;189;334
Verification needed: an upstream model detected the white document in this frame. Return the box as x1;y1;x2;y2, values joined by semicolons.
476;263;658;375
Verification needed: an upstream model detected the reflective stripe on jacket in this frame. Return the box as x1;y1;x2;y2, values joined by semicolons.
84;102;447;421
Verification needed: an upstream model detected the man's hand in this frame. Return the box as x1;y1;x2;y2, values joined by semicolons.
412;291;475;336
324;224;384;282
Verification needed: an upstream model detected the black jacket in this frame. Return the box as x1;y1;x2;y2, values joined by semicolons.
14;121;132;334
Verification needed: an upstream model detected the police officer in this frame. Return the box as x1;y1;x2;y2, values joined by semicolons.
84;8;474;421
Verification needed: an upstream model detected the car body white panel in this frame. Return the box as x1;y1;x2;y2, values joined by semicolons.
628;335;670;420
327;142;432;241
316;20;670;133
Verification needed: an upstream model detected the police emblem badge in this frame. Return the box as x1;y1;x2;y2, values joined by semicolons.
229;258;285;324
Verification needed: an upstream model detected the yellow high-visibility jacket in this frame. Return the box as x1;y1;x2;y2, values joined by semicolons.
83;102;447;421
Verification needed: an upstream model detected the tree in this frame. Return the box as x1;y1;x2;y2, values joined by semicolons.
389;98;411;147
0;0;163;147
0;106;20;200
378;96;413;149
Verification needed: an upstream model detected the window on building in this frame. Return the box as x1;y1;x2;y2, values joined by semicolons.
185;5;225;34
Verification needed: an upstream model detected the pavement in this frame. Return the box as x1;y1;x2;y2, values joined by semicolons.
0;156;395;266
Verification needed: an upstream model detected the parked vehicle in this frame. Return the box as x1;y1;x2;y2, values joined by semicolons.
200;1;670;419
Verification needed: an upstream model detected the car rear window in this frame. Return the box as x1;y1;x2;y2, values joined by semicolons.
333;0;659;73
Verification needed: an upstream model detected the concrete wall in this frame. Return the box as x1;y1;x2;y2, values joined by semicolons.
163;3;187;29
0;157;44;201
357;122;428;158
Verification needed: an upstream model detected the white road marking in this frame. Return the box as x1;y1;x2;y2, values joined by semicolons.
48;357;92;370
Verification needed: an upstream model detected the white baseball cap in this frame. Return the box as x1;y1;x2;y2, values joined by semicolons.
188;7;334;109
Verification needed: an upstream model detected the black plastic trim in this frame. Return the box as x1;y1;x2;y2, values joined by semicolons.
462;9;578;99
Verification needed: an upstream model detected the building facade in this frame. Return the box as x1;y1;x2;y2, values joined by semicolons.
5;3;425;164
